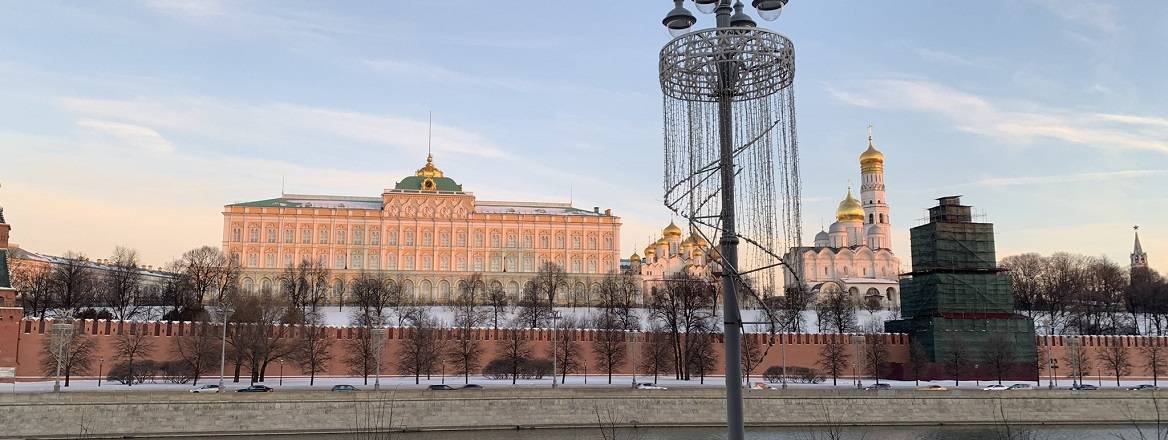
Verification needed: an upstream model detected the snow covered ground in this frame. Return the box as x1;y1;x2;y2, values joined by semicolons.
4;374;1156;394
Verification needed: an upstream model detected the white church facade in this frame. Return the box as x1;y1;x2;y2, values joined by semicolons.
785;129;902;308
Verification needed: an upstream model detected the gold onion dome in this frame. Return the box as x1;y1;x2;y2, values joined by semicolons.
630;252;641;261
691;249;703;258
689;232;709;248
643;245;656;255
654;237;668;247
680;235;695;247
663;221;683;238
859;129;884;171
836;187;865;222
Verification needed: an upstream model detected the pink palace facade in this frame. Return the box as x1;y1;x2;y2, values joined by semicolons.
222;154;622;304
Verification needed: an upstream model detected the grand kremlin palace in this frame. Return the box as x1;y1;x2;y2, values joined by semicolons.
222;154;622;304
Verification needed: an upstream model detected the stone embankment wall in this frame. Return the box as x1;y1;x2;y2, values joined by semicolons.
3;389;1168;438
2;318;1166;383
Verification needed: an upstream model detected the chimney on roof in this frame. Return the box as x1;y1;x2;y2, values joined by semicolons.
593;206;599;214
604;208;612;216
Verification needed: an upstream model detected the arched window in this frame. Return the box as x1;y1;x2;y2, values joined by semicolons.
302;228;311;244
369;254;380;269
421;255;432;270
319;228;329;244
371;230;381;245
475;232;485;247
404;254;415;270
402;279;415;299
457;256;467;271
440;255;450;270
423;231;432;246
523;234;533;248
353;227;364;245
879;213;885;224
405;230;415;245
388;230;398;245
508;281;520;298
556;234;565;248
457;232;467;246
420;280;433;303
540;235;549;248
335;254;346;269
334;280;345;302
386;253;397;269
248;253;258;268
249;227;260;243
336;228;346;244
232;227;241;242
266;226;276;242
572;235;581;249
283;253;293;267
284;229;294;243
264;253;275;268
242;278;255;293
587;235;597;250
868;213;874;224
507;234;517;247
440;232;450;246
603;235;612;250
260;278;273;294
490;255;502;272
439;280;451;303
491;233;501;247
352;251;363;269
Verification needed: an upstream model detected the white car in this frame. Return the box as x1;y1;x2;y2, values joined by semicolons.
983;384;1009;391
189;384;221;393
636;383;667;390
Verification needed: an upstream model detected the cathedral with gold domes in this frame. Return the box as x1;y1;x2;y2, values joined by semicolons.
627;221;719;303
784;129;902;308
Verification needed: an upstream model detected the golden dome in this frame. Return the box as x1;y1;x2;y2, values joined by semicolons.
643;245;656;255
691;249;703;258
655;237;668;246
859;128;884;172
416;153;444;178
680;235;695;248
630;252;641;261
836;187;864;222
689;232;710;248
663;221;683;238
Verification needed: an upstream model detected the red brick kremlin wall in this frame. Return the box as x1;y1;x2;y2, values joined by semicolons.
1;316;1165;383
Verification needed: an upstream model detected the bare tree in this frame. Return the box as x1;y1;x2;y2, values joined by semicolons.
818;337;849;386
485;282;509;329
816;289;857;334
552;317;584;384
448;275;486;384
648;272;716;380
158;260;197;321
101;247;145;321
10;259;54;320
686;326;718;384
289;312;334;386
172;320;220;386
640;326;674;384
279;258;329;316
114;322;156;387
985;334;1015;385
863;335;889;385
906;339;928;386
1098;340;1132;386
597;272;641;331
397;309;445;384
179;246;234;306
497;327;532;385
1001;253;1047;319
532;262;570;309
1142;341;1167;387
516;282;551;329
1064;339;1092;387
230;291;294;383
591;315;627;384
40;330;95;387
51;252;96;318
741;333;766;385
945;342;970;387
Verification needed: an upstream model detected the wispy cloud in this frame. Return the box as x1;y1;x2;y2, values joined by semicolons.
362;59;537;92
76;118;175;153
1024;0;1121;33
971;169;1168;187
914;48;993;69
59;96;509;159
826;78;1168;154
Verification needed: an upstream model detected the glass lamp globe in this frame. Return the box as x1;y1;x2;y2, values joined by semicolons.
695;0;719;14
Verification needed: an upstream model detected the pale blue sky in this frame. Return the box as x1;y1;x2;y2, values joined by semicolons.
0;0;1165;273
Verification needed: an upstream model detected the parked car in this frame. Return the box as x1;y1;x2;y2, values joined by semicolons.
1007;384;1033;391
1129;384;1159;391
1070;384;1098;391
752;382;778;390
982;384;1009;391
428;384;456;391
916;384;948;391
461;384;483;390
331;385;359;392
189;384;220;393
636;383;667;390
237;385;274;393
863;383;892;391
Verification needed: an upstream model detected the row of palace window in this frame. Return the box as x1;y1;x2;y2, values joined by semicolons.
239;251;613;274
230;226;614;250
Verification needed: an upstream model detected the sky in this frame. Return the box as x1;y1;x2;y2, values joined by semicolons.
0;0;1165;274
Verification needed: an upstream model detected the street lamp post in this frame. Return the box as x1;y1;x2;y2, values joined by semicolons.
851;335;865;389
97;357;104;387
213;305;232;393
1045;319;1054;390
779;333;788;389
372;327;387;391
279;359;284;386
659;2;793;439
50;323;74;393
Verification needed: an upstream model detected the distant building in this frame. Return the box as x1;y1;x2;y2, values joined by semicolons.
784;129;901;308
222;154;622;304
1132;225;1149;274
626;221;719;303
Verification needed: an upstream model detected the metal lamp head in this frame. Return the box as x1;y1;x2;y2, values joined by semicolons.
752;0;788;21
730;1;756;27
694;0;719;14
663;0;698;37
